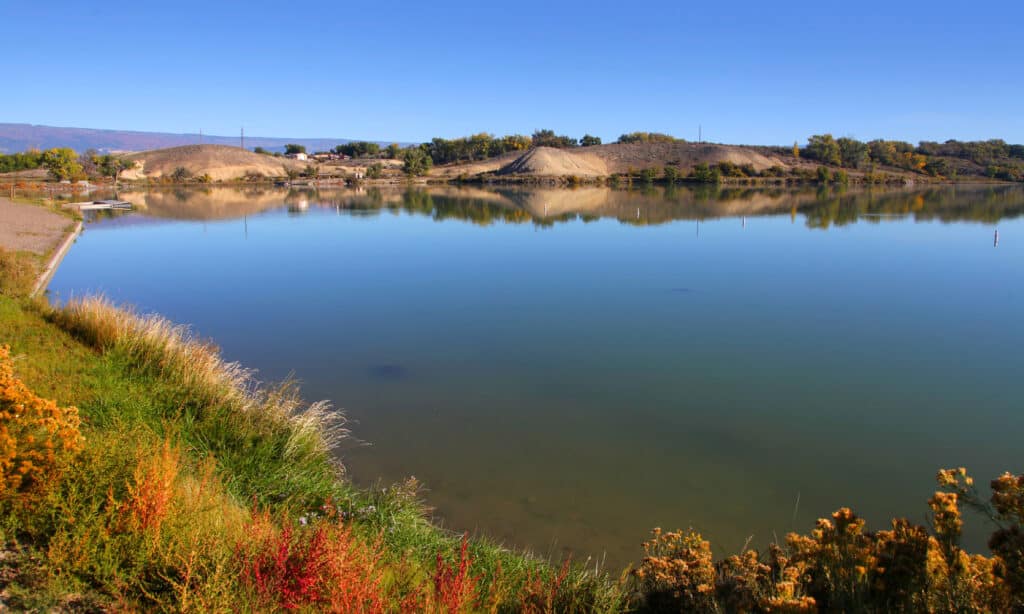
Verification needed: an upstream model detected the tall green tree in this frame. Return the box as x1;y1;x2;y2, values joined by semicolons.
402;147;432;176
284;143;306;155
531;129;577;148
580;134;602;147
41;148;83;181
805;134;841;166
837;137;869;168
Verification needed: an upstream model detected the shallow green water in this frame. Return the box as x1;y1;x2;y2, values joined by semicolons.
49;185;1024;567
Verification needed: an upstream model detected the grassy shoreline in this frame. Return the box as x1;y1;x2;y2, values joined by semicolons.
0;199;1021;611
0;294;627;611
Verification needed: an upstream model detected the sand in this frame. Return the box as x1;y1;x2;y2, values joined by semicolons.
123;144;306;182
0;196;74;255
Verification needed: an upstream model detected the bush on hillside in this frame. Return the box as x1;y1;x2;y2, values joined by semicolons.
0;345;82;498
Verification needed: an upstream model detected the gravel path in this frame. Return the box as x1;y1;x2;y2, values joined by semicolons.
0;196;73;255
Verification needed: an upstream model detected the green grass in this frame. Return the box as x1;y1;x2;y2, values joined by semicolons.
0;294;628;612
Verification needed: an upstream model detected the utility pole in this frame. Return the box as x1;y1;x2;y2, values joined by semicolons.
699;125;702;143
199;129;202;144
240;127;245;151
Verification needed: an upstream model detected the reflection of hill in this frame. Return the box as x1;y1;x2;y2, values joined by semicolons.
120;188;289;219
121;185;1024;228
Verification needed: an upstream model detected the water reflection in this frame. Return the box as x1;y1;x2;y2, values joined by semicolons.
105;184;1024;228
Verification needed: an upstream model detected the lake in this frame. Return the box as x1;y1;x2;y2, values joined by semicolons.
48;184;1024;568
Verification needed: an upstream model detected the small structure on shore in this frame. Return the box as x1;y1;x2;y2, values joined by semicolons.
64;199;132;211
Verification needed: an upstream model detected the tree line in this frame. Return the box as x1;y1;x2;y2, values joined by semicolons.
799;134;1024;180
0;148;132;181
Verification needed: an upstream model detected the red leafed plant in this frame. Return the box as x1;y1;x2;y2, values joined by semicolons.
432;534;481;613
239;512;385;612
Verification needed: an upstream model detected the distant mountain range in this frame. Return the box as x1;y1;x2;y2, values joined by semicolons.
0;123;377;154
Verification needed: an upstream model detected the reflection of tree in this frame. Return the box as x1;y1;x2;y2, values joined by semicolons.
120;185;1024;228
802;186;1024;228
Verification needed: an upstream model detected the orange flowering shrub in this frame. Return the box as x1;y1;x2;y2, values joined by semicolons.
0;345;82;497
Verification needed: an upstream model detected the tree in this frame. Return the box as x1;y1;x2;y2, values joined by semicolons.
253;146;272;155
805;134;841;166
617;132;681;144
531;129;577;148
97;155;133;184
284;144;306;155
334;141;380;158
301;164;318;178
41;148;83;181
402;147;432;176
386;143;401;159
837;137;869;168
580;134;602;147
663;166;680;183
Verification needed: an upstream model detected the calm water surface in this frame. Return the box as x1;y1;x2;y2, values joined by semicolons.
49;185;1024;567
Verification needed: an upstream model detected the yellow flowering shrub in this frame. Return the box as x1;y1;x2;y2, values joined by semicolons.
633;528;717;612
635;469;1023;612
0;345;83;497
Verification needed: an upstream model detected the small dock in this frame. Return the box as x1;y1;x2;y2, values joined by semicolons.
64;199;133;211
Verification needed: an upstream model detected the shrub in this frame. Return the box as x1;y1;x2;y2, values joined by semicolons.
639;168;657;184
435;535;481;612
170;166;192;183
663;166;680;183
0;345;82;498
633;469;1022;612
690;163;721;184
633;528;718;612
402;148;433;177
239;512;386;612
365;163;384;179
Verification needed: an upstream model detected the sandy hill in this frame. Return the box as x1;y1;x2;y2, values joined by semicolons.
590;142;785;173
122;145;305;182
498;147;608;177
479;142;786;178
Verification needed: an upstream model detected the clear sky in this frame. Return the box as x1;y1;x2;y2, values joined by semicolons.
5;0;1022;145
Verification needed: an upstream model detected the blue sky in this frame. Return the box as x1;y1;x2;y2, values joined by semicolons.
5;0;1022;145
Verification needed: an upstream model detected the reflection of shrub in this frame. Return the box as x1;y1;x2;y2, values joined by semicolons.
0;345;82;497
633;468;1022;612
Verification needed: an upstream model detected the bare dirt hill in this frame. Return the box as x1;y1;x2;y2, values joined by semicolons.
122;145;305;182
588;142;785;173
463;142;786;179
497;147;608;177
